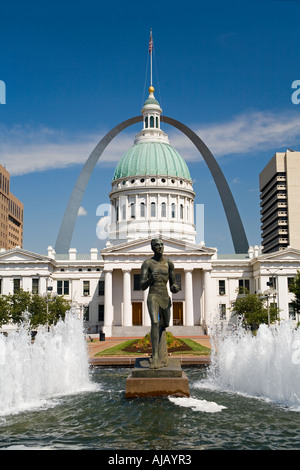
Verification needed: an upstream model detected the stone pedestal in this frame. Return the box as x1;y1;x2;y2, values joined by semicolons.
125;357;190;398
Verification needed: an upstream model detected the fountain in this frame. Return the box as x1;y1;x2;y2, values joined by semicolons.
197;320;300;410
0;314;300;450
0;312;97;417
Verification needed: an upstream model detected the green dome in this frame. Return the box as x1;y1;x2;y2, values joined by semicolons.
113;142;192;181
143;97;160;106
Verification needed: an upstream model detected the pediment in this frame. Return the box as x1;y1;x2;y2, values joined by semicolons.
257;247;300;262
101;236;216;256
0;248;50;263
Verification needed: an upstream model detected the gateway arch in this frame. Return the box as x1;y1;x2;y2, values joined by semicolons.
55;115;248;254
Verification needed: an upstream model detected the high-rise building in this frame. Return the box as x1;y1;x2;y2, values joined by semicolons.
259;150;300;253
0;164;23;249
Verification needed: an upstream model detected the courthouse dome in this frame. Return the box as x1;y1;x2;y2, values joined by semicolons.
109;86;196;246
113;141;192;181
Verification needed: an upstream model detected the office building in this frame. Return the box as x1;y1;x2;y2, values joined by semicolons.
0;164;24;250
260;150;300;253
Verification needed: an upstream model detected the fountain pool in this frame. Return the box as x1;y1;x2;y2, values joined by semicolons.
0;315;299;450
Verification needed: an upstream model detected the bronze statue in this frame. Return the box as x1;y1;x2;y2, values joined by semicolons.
140;238;179;369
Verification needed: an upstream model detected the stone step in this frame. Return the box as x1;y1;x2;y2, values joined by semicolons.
112;325;204;337
168;325;204;336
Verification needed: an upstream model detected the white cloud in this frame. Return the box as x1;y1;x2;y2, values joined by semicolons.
168;110;300;160
232;177;241;184
0;124;135;176
1;110;300;176
78;206;87;216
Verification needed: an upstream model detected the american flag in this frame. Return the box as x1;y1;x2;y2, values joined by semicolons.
149;33;153;54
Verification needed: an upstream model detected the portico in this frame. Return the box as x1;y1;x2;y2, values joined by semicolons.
100;237;216;336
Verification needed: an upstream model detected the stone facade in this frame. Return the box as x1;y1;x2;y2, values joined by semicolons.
0;242;299;335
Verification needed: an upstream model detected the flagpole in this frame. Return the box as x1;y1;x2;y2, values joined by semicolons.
149;29;153;87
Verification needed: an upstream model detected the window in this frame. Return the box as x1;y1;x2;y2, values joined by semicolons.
134;274;141;290
289;302;296;320
219;280;226;295
180;204;184;219
145;116;148;128
57;280;70;295
238;279;250;294
32;278;39;294
150;116;154;128
83;304;90;321
98;280;105;296
151;202;156;217
83;281;90;296
288;277;295;292
219;304;226;320
140;202;145;217
267;277;277;289
98;304;104;322
175;273;182;291
161;202;166;217
13;278;21;293
171;203;175;218
156;116;159;128
130;203;135;218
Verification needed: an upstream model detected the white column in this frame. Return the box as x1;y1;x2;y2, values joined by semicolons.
167;281;173;325
143;288;151;326
104;269;113;330
123;269;132;326
203;269;212;325
184;269;194;326
277;275;288;321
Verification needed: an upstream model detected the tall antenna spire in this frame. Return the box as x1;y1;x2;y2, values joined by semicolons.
148;29;153;87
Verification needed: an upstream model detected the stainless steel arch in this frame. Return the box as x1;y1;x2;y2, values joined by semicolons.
161;116;249;253
55;116;142;254
55;115;248;254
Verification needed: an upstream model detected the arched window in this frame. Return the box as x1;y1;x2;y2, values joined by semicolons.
116;205;119;222
156;116;159;128
150;116;154;128
180;204;184;219
161;202;166;217
131;203;135;218
171;203;175;218
151;202;156;217
140;202;145;217
145;116;148;128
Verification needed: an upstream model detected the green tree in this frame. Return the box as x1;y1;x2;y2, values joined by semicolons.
232;292;278;330
0;295;10;327
47;295;70;325
28;294;47;329
8;289;31;325
288;270;300;314
0;290;71;330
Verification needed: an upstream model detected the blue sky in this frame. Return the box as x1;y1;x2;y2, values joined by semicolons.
1;0;300;254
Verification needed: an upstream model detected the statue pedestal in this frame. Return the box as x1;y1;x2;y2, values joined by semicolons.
125;357;190;398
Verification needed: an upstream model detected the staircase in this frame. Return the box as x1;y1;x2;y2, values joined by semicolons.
112;325;205;337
